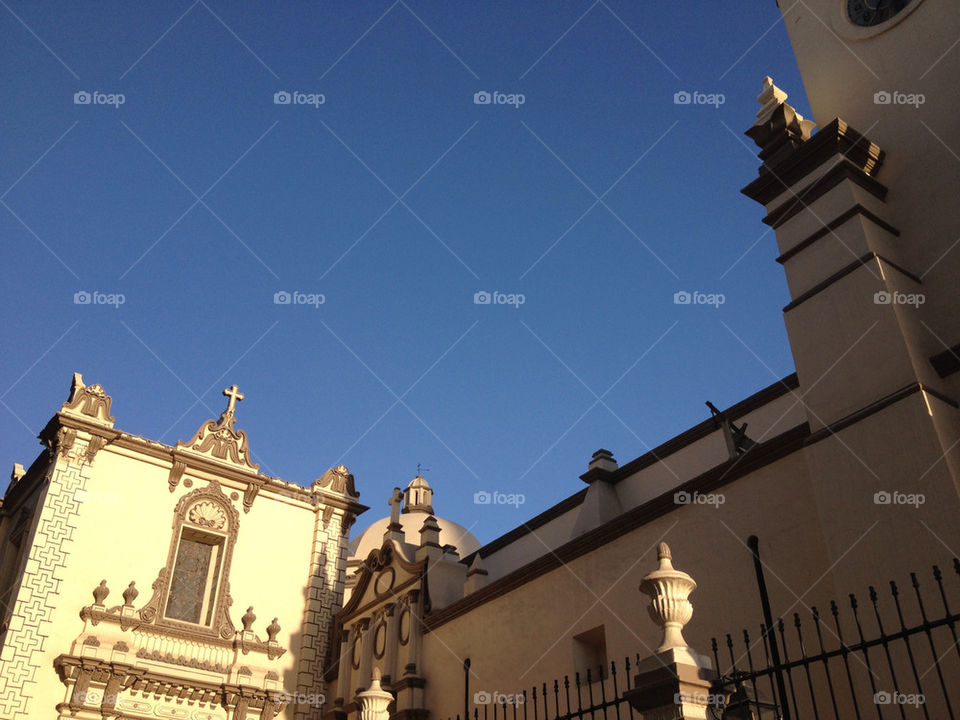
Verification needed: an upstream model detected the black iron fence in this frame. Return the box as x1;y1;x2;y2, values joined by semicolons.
447;557;960;720
711;558;960;719
452;655;643;720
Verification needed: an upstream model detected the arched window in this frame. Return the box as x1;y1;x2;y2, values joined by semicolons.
139;481;239;638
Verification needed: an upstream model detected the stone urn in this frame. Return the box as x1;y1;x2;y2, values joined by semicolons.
639;542;696;653
356;668;393;720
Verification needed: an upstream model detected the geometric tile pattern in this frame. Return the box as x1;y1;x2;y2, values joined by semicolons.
0;462;89;719
294;509;349;720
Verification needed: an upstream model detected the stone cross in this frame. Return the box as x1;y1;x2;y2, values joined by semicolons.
223;385;244;414
388;487;404;526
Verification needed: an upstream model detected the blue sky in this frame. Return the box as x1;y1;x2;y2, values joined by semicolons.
0;1;810;544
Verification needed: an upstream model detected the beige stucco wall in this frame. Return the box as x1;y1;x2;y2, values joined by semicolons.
422;449;836;716
781;0;960;381
0;427;331;720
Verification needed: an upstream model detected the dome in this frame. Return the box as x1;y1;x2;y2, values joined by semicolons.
348;474;481;560
349;513;481;559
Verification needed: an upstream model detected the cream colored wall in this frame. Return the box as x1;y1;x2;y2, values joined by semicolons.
781;0;960;382
18;435;321;719
422;450;836;715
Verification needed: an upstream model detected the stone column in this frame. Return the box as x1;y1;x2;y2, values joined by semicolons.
381;604;399;686
334;625;355;709
355;619;374;698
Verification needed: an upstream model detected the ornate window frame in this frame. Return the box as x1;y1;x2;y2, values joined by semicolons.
138;481;239;640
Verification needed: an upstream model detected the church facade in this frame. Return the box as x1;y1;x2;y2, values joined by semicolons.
0;376;366;720
2;0;960;718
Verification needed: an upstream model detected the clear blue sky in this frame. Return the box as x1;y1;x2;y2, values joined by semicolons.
0;1;809;544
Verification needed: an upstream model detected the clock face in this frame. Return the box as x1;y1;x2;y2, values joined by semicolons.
847;0;913;26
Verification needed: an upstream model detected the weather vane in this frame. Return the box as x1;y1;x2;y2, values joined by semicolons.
416;463;430;477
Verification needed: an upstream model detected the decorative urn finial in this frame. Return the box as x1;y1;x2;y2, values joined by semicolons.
267;617;281;643
242;606;256;632
356;667;393;720
92;580;110;606
639;542;697;653
122;581;138;606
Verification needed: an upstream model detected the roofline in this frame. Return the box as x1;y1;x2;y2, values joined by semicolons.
429;420;809;631
461;372;799;563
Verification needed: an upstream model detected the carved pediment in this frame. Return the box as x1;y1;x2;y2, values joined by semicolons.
313;464;359;499
176;386;259;471
340;539;427;621
61;372;115;425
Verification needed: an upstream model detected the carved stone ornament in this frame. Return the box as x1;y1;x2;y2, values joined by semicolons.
92;580;110;606
242;606;256;632
364;545;393;573
83;435;107;464
242;480;261;513
266;618;280;643
61;372;115;425
313;464;359;498
188;500;227;529
745;77;816;169
175;386;259;470
639;542;697;653
356;668;393;720
167;460;186;493
122;581;139;606
49;427;77;460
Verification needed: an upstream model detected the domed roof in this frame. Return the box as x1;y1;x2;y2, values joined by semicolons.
349;513;481;559
348;475;480;559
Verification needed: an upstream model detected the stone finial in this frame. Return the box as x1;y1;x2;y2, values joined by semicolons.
754;76;789;124
241;606;256;632
639;543;697;653
589;448;618;472
745;76;816;169
356;668;393;720
122;581;138;606
267;617;281;643
92;580;110;606
418;515;441;546
10;463;25;484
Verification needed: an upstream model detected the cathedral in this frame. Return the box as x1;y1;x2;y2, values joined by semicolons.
2;0;960;718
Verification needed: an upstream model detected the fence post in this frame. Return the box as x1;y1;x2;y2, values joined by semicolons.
623;542;719;718
356;668;394;720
